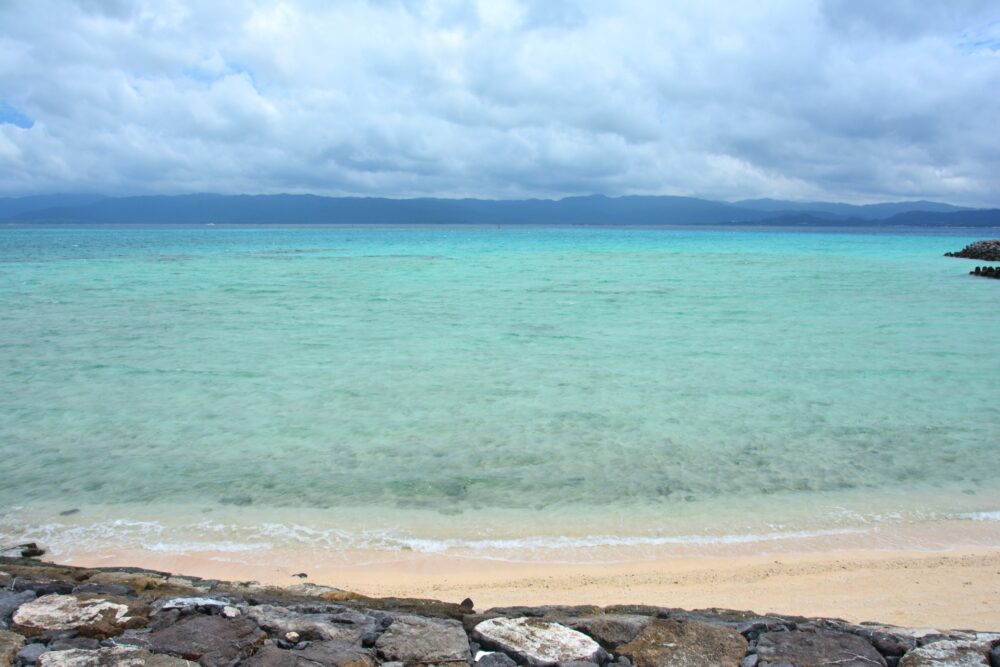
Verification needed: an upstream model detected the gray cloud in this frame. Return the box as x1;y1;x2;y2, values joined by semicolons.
0;0;998;204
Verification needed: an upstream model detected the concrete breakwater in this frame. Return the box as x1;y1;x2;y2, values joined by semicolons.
1;556;998;667
945;240;1000;262
970;265;1000;279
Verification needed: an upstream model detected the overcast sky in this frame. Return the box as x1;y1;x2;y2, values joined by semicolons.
1;1;998;204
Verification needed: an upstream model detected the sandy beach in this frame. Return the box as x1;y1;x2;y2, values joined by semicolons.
59;545;1000;631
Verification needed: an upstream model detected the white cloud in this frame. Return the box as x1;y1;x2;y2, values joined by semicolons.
0;0;998;204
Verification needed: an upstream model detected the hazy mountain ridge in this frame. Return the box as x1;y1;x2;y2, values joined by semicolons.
2;193;997;226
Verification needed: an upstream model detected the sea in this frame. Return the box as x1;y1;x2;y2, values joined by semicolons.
1;224;999;562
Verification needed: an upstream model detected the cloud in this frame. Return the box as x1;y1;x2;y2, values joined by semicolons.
0;0;998;204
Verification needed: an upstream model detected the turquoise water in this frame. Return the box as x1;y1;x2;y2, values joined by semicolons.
1;225;999;554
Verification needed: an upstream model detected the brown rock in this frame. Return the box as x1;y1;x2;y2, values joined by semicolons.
0;630;25;667
11;594;149;640
617;619;747;667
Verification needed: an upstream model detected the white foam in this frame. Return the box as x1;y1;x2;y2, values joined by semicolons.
960;511;1000;521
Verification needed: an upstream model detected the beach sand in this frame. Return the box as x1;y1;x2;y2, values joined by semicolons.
62;545;1000;631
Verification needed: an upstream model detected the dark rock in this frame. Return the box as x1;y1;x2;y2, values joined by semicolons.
292;574;307;579
756;630;886;667
461;598;475;610
46;638;100;652
1;630;25;667
737;620;794;641
945;240;1000;262
846;626;916;659
11;583;73;598
375;614;471;665
477;652;517;667
15;643;48;666
602;606;669;618
740;655;759;667
617;619;747;667
11;595;150;640
243;641;376;667
990;644;1000;667
567;615;651;650
557;662;599;667
0;591;36;628
147;615;266;666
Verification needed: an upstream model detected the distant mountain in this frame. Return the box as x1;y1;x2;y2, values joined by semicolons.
0;194;106;219
2;193;996;227
734;198;970;220
2;193;773;225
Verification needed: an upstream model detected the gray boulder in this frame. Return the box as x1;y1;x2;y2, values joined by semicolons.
473;617;607;666
147;615;266;666
755;631;886;667
15;644;48;666
37;647;195;666
617;619;747;667
11;595;149;640
899;639;994;666
375;615;471;665
476;652;517;667
0;591;36;628
246;604;377;644
243;641;376;667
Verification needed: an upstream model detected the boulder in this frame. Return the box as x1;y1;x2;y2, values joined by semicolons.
0;590;37;627
0;630;25;667
37;647;196;667
617;619;747;667
375;614;471;665
755;631;886;667
16;644;48;666
899;640;993;666
472;617;607;666
246;604;377;643
567;616;651;650
242;641;377;667
11;595;149;639
476;652;517;667
147;615;266;666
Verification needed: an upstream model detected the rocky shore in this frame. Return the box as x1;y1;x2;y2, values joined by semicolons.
1;556;998;667
945;240;1000;262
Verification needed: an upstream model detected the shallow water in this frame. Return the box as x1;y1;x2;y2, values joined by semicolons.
1;224;999;556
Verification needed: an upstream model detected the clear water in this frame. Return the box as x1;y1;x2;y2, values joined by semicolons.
1;225;999;555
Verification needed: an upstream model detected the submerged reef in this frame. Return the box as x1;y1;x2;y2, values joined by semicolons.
1;556;998;667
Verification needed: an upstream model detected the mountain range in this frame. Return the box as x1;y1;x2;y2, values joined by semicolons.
1;193;998;227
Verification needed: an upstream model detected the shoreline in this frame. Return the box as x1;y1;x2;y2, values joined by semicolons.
55;544;1000;630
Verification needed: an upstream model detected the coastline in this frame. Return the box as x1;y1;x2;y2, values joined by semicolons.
56;542;1000;630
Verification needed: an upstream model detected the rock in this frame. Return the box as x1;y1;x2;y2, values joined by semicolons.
11;582;74;598
37;647;195;666
243;641;376;667
616;619;747;667
567;615;651;650
1;630;25;667
899;640;993;666
375;615;471;665
0;591;36;627
246;604;377;643
557;662;599;667
69;587;132;600
473;617;607;666
147;615;266;666
15;644;48;666
989;644;999;667
946;240;1000;262
476;652;517;667
46;639;100;652
156;598;234;615
755;631;886;667
11;595;149;640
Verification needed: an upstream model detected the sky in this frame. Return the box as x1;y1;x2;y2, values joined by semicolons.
1;0;999;204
